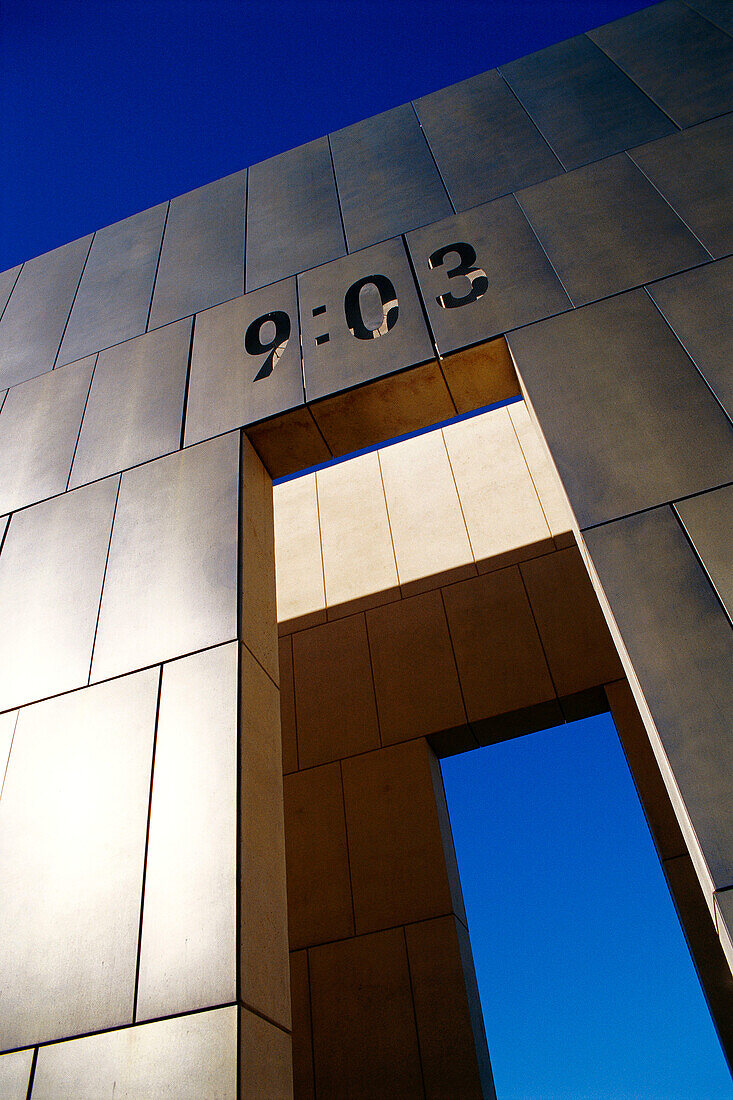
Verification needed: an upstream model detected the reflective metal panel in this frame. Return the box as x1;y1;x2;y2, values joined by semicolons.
0;1049;33;1097
298;236;434;402
499;34;675;171
0;476;119;712
330;103;453;252
646;258;732;418
675;486;733;620
0;669;158;1048
246;137;345;291
588;1;733;127
0;235;92;389
0;264;21;319
515;154;710;307
0;355;94;515
413;69;562;211
507;290;733;528
185;279;303;446
69;319;191;489
406;195;570;356
31;1006;237;1099
0;709;17;801
629;115;733;259
685;0;733;34
148;170;246;329
584;507;733;887
137;642;237;1020
91;432;239;682
58;204;168;366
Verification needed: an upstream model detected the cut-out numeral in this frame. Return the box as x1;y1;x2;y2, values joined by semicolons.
245;311;291;381
344;274;399;340
429;242;488;309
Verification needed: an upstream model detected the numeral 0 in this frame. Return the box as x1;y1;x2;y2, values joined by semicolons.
344;274;399;340
245;311;291;381
429;242;488;309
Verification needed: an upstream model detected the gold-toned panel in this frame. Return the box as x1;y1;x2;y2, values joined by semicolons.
439;337;519;415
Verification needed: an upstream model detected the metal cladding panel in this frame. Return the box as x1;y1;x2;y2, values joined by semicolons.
0;354;94;515
675;486;733;620
584;506;733;887
515;153;710;307
91;432;239;683
406;195;571;356
685;0;733;34
588;1;733;128
0;235;92;389
413;69;563;211
0;476;119;713
0;669;158;1049
0;265;21;319
629;114;733;259
57;203;168;366
69;319;191;490
245;137;345;292
507;290;733;529
298;236;435;402
0;1049;33;1098
499;33;676;172
646;258;732;419
185;279;303;447
137;642;237;1021
148;169;246;329
330;103;453;252
31;1006;238;1100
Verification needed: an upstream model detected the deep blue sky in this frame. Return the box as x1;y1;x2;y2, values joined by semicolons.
3;0;652;273
3;0;730;1094
442;716;733;1098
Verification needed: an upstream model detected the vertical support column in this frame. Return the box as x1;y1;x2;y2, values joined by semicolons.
0;431;292;1096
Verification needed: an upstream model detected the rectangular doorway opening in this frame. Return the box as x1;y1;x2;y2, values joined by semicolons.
440;712;733;1099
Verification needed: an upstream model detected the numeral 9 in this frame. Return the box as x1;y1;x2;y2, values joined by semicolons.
245;311;291;381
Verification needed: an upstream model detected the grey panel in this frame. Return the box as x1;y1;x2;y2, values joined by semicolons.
675;486;733;619
69;319;191;489
0;1049;33;1097
0;709;17;801
515;154;710;307
684;0;733;34
0;264;21;319
405;195;571;355
499;34;676;172
629;115;733;259
0;477;119;712
588;1;733;128
0;355;94;515
716;889;733;945
413;69;563;210
646;258;733;417
330;103;453;252
584;507;733;886
185;279;303;446
137;642;237;1020
148;170;246;329
58;204;168;366
31;1007;237;1099
507;290;733;528
245;137;345;292
0;670;158;1048
298;236;434;402
91;432;239;683
0;235;92;389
